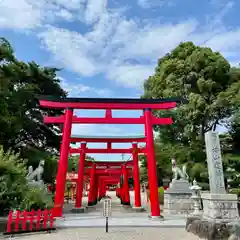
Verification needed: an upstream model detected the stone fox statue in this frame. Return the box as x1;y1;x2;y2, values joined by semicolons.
171;158;189;180
27;160;45;183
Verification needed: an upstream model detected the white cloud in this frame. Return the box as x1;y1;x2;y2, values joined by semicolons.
59;77;112;97
0;0;239;89
106;64;154;88
84;0;107;24
203;29;240;52
137;0;175;8
55;9;74;21
0;0;86;30
0;0;42;29
39;12;240;88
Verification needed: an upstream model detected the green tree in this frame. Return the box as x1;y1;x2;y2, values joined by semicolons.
141;42;240;187
143;41;239;156
68;155;95;172
0;38;67;159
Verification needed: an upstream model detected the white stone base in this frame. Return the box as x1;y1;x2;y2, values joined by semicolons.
164;193;194;215
148;215;164;220
201;193;239;220
132;206;146;212
164;179;194;215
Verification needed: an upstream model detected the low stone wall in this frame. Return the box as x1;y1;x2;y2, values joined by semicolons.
186;216;232;240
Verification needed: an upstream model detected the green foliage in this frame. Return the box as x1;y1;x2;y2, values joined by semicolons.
68;155;95;172
143;42;239;146
42;155;58;184
158;187;164;205
223;153;240;188
0;146;28;215
139;139;206;183
141;41;240;187
0;38;67;159
20;187;53;211
229;188;240;198
0;146;53;215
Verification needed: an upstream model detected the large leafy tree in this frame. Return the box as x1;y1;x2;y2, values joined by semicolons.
143;41;239;150
0;38;67;158
141;42;239;186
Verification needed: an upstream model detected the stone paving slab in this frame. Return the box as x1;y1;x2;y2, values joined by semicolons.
55;216;186;228
5;227;200;240
59;191;188;228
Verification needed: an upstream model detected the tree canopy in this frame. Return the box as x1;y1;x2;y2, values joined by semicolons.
141;41;240;186
143;41;239;148
0;37;67;160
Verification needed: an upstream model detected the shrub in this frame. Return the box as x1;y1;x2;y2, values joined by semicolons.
229;188;240;198
20;187;54;211
0;146;28;216
146;187;165;205
158;187;165;205
0;146;54;215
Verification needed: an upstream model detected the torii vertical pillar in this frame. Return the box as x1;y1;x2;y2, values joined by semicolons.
73;142;86;212
93;176;99;204
132;142;143;211
54;108;73;217
122;164;131;206
144;108;161;218
88;164;96;206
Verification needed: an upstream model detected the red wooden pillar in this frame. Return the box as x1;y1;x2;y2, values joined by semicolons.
144;108;161;217
75;142;86;208
93;176;99;204
132;142;141;208
103;182;107;196
122;164;130;205
102;181;105;197
54;108;73;217
88;164;96;206
120;174;124;204
100;179;106;198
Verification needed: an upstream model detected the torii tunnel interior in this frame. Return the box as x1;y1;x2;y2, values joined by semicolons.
39;96;180;218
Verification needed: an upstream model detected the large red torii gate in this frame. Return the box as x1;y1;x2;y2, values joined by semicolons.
69;135;142;210
39;96;181;218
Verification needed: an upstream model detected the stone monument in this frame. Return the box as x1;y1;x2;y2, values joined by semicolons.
26;160;45;188
201;131;239;220
164;159;194;215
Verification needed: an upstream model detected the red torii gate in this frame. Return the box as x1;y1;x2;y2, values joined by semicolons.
83;163;133;206
97;176;120;200
39;96;180;218
66;166;130;208
69;136;142;210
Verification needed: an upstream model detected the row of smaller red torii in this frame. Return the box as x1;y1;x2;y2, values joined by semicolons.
66;159;137;208
39;96;182;218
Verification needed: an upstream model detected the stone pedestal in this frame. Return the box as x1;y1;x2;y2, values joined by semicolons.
202;193;239;220
132;206;145;212
164;179;194;215
71;207;85;213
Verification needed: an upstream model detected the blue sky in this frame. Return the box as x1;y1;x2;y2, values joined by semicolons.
0;0;239;161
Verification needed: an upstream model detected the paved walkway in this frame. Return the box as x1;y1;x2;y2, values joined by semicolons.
10;227;200;240
59;191;187;228
6;191;200;239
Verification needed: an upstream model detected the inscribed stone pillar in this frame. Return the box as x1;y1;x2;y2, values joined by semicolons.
201;131;238;220
204;131;226;194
